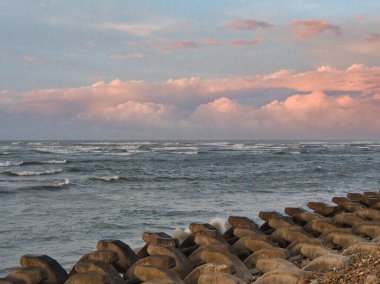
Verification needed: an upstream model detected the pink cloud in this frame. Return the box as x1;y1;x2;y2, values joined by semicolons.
2;64;380;138
226;19;273;31
230;38;262;47
171;40;198;50
366;33;380;43
291;19;342;38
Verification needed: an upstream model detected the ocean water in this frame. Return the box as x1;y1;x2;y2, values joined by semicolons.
0;140;379;274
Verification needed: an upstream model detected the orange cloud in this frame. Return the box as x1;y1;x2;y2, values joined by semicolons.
2;64;380;138
291;19;342;38
226;19;273;31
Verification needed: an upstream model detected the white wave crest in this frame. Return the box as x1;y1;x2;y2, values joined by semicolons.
10;169;63;176
45;160;67;164
0;161;24;167
209;217;231;235
171;228;190;243
90;175;120;181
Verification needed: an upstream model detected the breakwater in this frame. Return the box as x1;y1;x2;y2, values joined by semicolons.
1;190;380;283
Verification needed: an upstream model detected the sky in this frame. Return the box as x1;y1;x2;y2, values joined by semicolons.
1;0;380;140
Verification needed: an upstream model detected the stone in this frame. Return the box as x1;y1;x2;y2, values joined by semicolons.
330;232;366;248
340;201;366;212
133;264;184;283
342;242;380;255
96;239;137;272
331;196;351;205
352;222;380;239
302;254;351;272
254;270;307;284
256;258;300;273
199;249;251;281
307;202;340;217
20;254;68;284
194;230;227;246
232;237;274;252
198;273;247;284
347;192;365;202
233;228;269;240
271;226;316;243
287;242;333;259
184;263;234;284
142;232;172;243
304;218;337;234
355;209;380;220
243;248;288;268
126;255;175;280
293;212;323;224
64;272;110;284
7;267;48;284
228;216;259;230
137;245;149;259
333;212;365;227
189;222;217;233
267;218;293;229
284;207;307;217
180;233;197;250
147;244;193;278
73;260;124;284
188;244;232;267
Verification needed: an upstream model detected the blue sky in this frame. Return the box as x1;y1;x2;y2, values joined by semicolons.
1;1;380;139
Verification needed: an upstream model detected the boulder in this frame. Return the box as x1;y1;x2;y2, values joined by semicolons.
355;209;380;220
304;218;337;234
73;260;124;284
284;207;307;217
352;222;380;239
125;255;175;280
20;255;68;284
194;230;227;246
232;228;269;241
254;269;307;284
184;263;234;284
197;273;247;284
340;201;366;212
307;202;340;217
333;212;365;227
198;249;251;281
331;196;351;205
7;267;48;284
142;232;179;248
255;258;300;273
342;242;380;255
96;239;137;272
232;237;274;252
64;272;110;284
287;242;334;259
228;216;259;230
189;223;218;233
302;254;351;272
147;244;193;278
188;244;233;267
271;226;315;243
0;278;26;284
243;248;288;268
133;264;184;284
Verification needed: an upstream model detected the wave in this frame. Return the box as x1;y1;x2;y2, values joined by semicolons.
5;169;63;176
89;175;122;182
0;161;23;167
19;179;71;190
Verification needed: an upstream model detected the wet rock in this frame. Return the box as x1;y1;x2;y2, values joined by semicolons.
96;239;137;272
20;254;68;284
147;244;193;278
65;272;110;284
133;264;184;283
73;260;124;284
126;255;175;280
184;263;234;284
7;267;48;284
302;254;351;272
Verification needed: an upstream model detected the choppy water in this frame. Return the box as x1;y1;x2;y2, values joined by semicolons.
0;140;379;274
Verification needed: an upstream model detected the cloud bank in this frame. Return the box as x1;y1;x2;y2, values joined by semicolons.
1;64;380;139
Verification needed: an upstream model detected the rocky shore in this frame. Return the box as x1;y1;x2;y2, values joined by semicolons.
1;190;380;284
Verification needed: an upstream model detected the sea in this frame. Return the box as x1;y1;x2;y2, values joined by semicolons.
0;140;379;274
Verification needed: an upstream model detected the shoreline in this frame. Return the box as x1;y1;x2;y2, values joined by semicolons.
1;190;380;284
